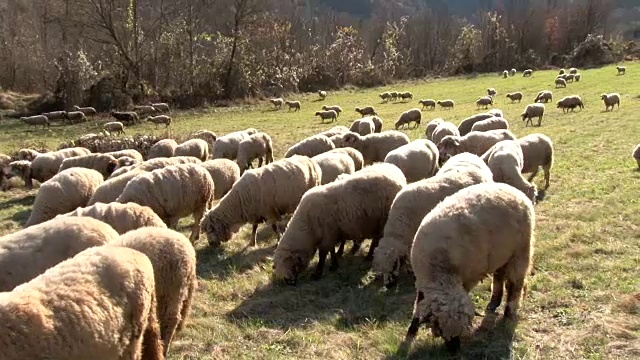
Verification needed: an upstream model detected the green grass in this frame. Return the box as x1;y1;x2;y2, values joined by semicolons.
1;63;639;359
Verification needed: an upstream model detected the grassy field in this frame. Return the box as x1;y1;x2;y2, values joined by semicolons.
1;63;639;359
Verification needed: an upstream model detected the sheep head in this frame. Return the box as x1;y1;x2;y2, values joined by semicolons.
417;281;475;344
600;94;607;101
200;212;239;247
273;250;307;285
342;132;360;146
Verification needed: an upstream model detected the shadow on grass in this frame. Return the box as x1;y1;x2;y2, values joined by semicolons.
0;194;34;210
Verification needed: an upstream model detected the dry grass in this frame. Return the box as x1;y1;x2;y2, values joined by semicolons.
0;63;639;359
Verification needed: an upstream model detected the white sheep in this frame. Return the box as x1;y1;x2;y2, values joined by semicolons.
457;113;494;136
174;138;210;161
20;115;50;128
616;66;626;75
395;108;422;130
380;92;392;102
510;68;517;77
481;140;537;203
355;106;377;117
151;102;170;113
437;100;455;109
502;70;509;78
337;131;410;166
521;103;545;126
27;147;91;188
285;100;301;111
236;132;274;174
312;152;356;185
569;67;578;74
134;105;159;116
419;99;437;110
58;153;119;179
399;91;413;101
522;69;533;77
487;88;497;97
188;130;218;154
211;129;255;160
284;134;335;158
326;147;364;171
322;105;343;117
601;93;621;111
555;77;567;88
470;117;509;132
103;121;125;136
315;110;338;123
574;73;581;82
148;138;178;159
556;95;584;113
384;139;439;183
17;148;41;161
424;118;444;141
318;90;328;100
476;96;494;109
59;202;166;234
72;105;98;116
107;149;144;164
270;98;284;109
42;110;67;121
318;125;350;138
65;111;88;124
111;111;139;125
431;121;460;146
350;117;375;136
517;133;554;191
201;155;322;247
633;144;640;169
201;159;240;200
438;129;517;161
146;115;172;129
488;109;503;118
506;92;523;103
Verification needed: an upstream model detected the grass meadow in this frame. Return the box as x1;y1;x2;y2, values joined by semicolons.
0;63;639;359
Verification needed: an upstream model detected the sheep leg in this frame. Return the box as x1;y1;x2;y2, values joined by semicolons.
336;240;346;257
249;223;258;247
258;157;263;167
190;208;205;243
486;270;506;313
404;290;425;342
504;278;525;320
329;248;339;271
349;239;363;255
365;237;381;261
311;249;328;280
543;166;551;190
271;222;282;243
526;167;540;182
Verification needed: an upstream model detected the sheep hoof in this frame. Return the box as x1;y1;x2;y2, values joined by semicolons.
444;337;461;352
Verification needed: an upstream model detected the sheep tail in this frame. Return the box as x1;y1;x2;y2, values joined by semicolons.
177;276;197;332
142;295;165;359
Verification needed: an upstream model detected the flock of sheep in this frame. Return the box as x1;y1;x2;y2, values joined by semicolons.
0;64;637;358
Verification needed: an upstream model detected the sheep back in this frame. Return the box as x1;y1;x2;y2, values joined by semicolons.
284;135;335;158
470;117;509;132
59;153;118;179
29;147;91;185
148;139;178;159
312;152;356;185
326;148;364;171
384;139;439;183
431;122;460;146
59;202;167;235
174;139;210;161
202;159;241;200
340;131;410;165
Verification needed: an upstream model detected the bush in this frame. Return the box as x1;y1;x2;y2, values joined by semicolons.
567;34;614;68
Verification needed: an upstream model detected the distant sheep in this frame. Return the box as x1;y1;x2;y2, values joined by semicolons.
284;135;335;158
502;70;509;78
555;77;567;88
601;93;621;111
556;95;584;113
438;129;517;160
481;140;537;203
522;69;533;77
380;92;392;102
337;131;410;166
151;102;170;113
559;69;566;75
569;67;578;74
437;99;455;109
134;105;159;116
315;110;338;123
312;152;356;185
103;121;125;135
506;92;523;103
65;111;87;124
574;73;581;82
510;68;517;77
431;122;460;146
174;138;210;162
633;145;640;169
236;132;274;174
59;202;166;235
72;105;98;116
285;100;301;111
147;115;172;129
476;96;494;109
518;133;554;191
41;111;67;121
399;92;414;101
370;116;384;133
201;159;241;199
424;118;444;141
395;108;422;130
110;111;139;125
534;90;553;103
419;99;437;110
318;90;327;100
521;103;545;127
20;115;50;128
321;105;343;117
487;88;497;97
470;117;509;132
384;139;439;183
355;106;377;117
616;66;626;75
270;98;284;109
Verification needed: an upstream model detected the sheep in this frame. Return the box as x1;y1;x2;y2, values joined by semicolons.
633;144;640;169
372;153;494;288
17;148;40;161
534;90;553;103
59;153;119;179
355;106;377;117
212;129;256;160
556;95;584;113
117;163;214;243
502;70;509;78
134;105;159;116
400;92;414;101
0;216;119;291
438;129;517;161
476;96;494;109
395;108;422;130
522;69;533;77
110;111;139;125
312;152;356;185
555;77;567;88
174;138;209;162
569;67;578;74
27;147;92;188
455;113;492;136
403;182;535;351
148;139;178;159
510;68;517;77
487;88;497;97
517;133;553;191
138;156;202;171
601;93;621;111
506;92;523;103
488;109;503;118
151;102;170;113
114;156;139;170
236;132;274;174
60;202;166;234
315;110;338;123
284;134;335;158
281;100;299;111
4;160;31;189
201;159;241;200
201;155;322;247
380;92;392;102
337;131;410;166
20;115;50;128
470;117;509;132
431;122;460;146
103;121;125;136
25;168;105;227
269;98;284;109
147;115;172;129
521;103;545;126
419;99;437;110
321;105;343;117
188;130;218;154
41;110;67;121
318;125;350;138
72;105;98;116
107;149;144;163
574;73;581;82
273;163;407;284
0;244;164;360
437;99;455;109
481;140;537;203
65;111;87;124
389;91;399;101
370;115;384;133
326;147;364;171
565;74;575;83
425;118;444;141
616;66;626;75
318;90;327;100
350;117;375;136
559;68;566;75
114;227;196;355
384;139;439;183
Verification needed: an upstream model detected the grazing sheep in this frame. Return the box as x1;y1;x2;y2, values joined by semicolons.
556;95;584;113
574;73;581;82
601;93;621;111
370;116;384;133
138;156;202;171
27;147;92;188
470;117;509;132
517;133;553;191
319;126;350;138
114;156;139;170
285;100;301;111
431;122;460;146
355;106;377;117
134;105;159;116
633;145;640;169
148;139;178;159
476;96;494;109
565;74;575;83
236;132;274;174
319;90;327;100
555;77;567;88
65;111;87;124
41;110;67;121
488;109;503;118
110;111;139;125
616;66;626;75
438;129;517;161
188;130;218;154
0;245;164;360
25;168;105;227
437;99;455;109
103;121;126;136
4;160;31;189
174;138;210;162
270;98;284;109
419;99;437;110
17;148;40;161
212;129;255;160
59;153;119;179
20;115;50;128
521;103;545;126
506;92;523;103
312;152;356;185
201;159;241;200
72;105;98;116
337;131;410;166
321;105;343;117
380;92;392;102
502;70;509;78
559;68;566;75
390;91;399;101
273;163;407;284
425;118;444;141
404;182;535;350
522;69;533;77
350;118;375;136
201;156;322;247
457;113;494;136
400;92;414;101
114;227;196;355
107;149;144;163
487;88;497;97
510;68;517;77
117;163;214;243
372;153;494;288
151;102;170;113
395;108;422;130
326;147;365;171
147;115;172;129
284;135;335;158
481;140;537;203
534;90;553;103
315;110;338;123
569;67;578;74
384;139;439;183
60;202;166;235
